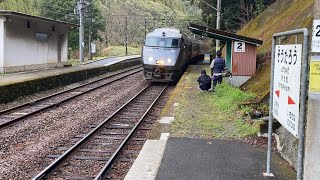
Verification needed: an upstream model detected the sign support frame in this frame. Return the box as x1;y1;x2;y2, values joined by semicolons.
264;28;309;180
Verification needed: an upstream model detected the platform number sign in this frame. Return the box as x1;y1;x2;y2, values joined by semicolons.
273;44;302;137
312;19;320;52
234;41;245;52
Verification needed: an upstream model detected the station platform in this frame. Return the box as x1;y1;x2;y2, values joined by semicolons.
0;55;140;103
125;65;296;180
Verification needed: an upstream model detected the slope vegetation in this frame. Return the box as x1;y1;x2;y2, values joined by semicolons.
238;0;313;101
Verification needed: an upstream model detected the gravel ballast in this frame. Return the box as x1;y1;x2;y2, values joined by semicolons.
0;71;148;179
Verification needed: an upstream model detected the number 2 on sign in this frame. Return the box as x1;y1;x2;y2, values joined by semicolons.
237;43;242;50
316;25;320;37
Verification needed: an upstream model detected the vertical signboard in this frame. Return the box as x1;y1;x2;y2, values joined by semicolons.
91;43;96;54
312;19;320;52
309;56;320;95
273;44;302;137
203;54;210;64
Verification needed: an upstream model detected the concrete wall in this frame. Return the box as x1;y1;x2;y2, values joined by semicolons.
0;59;141;103
1;16;69;73
276;126;298;170
227;76;251;87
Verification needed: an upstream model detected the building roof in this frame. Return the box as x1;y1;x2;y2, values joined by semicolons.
147;28;182;38
188;23;263;46
0;10;78;27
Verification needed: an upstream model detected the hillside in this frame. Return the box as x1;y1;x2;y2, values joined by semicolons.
0;0;202;54
238;0;313;101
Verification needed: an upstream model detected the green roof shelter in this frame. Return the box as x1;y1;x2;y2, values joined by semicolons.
188;23;263;87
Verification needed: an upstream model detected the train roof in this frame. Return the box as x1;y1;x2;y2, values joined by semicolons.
147;28;182;38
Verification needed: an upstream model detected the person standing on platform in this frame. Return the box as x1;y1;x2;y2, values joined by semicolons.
197;70;212;91
210;50;226;92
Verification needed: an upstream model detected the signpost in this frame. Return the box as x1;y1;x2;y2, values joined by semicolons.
265;29;309;180
273;45;302;137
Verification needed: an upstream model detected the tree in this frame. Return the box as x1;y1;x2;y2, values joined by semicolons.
190;0;275;31
39;0;106;51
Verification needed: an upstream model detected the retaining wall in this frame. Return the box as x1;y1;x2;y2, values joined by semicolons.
0;59;141;103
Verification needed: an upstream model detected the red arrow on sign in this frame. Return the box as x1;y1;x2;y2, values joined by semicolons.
288;96;295;105
275;90;280;97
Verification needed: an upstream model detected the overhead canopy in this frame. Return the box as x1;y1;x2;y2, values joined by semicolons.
0;10;78;27
188;23;263;46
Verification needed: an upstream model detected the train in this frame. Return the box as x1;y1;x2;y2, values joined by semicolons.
141;28;209;82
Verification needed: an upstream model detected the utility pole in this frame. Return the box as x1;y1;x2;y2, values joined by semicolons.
304;0;320;179
197;0;221;52
153;17;156;30
78;0;85;63
144;18;147;39
88;0;93;60
125;16;128;56
216;0;221;51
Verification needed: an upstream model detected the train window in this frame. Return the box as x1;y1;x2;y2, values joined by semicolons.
145;37;180;48
169;39;179;48
145;37;161;47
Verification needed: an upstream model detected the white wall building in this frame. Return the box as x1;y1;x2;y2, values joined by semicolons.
0;11;77;73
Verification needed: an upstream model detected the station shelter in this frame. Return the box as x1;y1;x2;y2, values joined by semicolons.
188;23;263;87
0;11;77;73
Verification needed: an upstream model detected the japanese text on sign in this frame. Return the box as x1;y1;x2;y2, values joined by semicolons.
273;44;302;137
309;56;320;94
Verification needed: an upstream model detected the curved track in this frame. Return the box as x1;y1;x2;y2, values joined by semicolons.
33;84;168;179
0;66;143;129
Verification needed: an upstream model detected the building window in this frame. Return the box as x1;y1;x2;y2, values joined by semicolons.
35;33;48;42
52;26;55;32
27;22;30;28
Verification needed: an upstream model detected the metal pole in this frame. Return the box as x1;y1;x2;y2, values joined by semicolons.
88;1;93;60
297;28;309;180
79;0;84;63
265;36;276;176
216;0;221;52
144;18;147;39
125;16;128;56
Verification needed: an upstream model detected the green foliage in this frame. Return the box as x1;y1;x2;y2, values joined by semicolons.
0;0;42;15
40;0;106;50
213;83;254;112
171;66;258;139
98;46;141;58
191;0;275;32
0;0;202;55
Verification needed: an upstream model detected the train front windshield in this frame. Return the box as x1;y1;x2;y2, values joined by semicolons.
145;38;180;48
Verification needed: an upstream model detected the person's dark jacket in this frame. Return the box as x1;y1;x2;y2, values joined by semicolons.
212;57;226;74
197;74;211;90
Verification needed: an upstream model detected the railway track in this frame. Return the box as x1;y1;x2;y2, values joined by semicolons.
0;66;143;129
32;84;167;179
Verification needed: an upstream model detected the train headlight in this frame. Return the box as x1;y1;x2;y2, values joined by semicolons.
148;56;154;62
167;58;172;63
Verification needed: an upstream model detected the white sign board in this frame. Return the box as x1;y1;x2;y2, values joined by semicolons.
91;43;96;54
273;44;302;137
234;41;245;52
312;19;320;53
